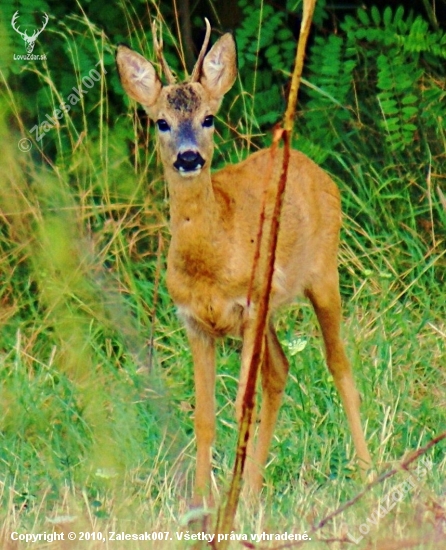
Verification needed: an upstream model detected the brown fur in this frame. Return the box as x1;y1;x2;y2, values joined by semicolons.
166;84;202;113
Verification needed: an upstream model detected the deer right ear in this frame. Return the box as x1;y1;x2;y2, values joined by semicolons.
116;45;162;113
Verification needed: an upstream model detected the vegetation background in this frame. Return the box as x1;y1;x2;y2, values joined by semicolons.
0;0;445;548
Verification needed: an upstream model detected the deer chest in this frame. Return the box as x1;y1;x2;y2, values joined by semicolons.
166;257;246;338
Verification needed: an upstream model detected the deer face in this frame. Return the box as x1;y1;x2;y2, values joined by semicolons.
116;24;237;178
150;82;216;176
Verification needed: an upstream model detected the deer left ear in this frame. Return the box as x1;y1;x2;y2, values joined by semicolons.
200;33;237;110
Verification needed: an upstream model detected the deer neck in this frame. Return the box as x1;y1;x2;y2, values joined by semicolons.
165;166;220;242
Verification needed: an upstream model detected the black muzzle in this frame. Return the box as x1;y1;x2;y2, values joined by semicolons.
174;150;205;173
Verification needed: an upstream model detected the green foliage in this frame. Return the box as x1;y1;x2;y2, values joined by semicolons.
298;6;446;154
0;0;169;173
234;0;327;130
235;0;294;128
343;6;445;152
302;32;357;152
375;51;420;151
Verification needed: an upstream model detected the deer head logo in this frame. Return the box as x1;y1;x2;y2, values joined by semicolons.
11;11;49;54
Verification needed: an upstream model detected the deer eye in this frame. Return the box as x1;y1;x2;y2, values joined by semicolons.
202;115;214;128
156;119;170;132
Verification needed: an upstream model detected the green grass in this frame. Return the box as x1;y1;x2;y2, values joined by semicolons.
0;3;445;549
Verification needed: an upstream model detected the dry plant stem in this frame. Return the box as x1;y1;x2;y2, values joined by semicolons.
147;231;163;370
315;430;446;531
214;1;317;547
214;135;291;547
284;0;317;132
274;430;446;549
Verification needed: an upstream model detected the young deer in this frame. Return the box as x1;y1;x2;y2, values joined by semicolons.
116;21;372;505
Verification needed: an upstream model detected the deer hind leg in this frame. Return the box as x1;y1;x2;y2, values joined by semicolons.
236;318;289;495
187;326;216;507
235;320;259;491
306;276;372;474
245;321;290;494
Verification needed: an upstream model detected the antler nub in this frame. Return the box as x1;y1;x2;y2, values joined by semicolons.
152;21;176;85
190;17;211;83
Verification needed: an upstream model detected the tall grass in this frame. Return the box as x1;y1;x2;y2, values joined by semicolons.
0;2;445;548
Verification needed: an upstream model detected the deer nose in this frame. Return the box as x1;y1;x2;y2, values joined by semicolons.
174;150;205;173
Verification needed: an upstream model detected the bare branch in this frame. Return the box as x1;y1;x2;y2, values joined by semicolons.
315;430;446;532
272;430;446;549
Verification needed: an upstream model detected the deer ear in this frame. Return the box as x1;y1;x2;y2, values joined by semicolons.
200;33;237;109
116;45;162;114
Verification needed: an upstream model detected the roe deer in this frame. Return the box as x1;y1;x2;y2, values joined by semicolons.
116;20;372;505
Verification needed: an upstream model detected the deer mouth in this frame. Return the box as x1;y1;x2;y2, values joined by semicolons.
174;150;205;175
177;166;203;177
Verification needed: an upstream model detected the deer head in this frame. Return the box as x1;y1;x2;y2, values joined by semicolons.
116;19;237;178
11;11;49;54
